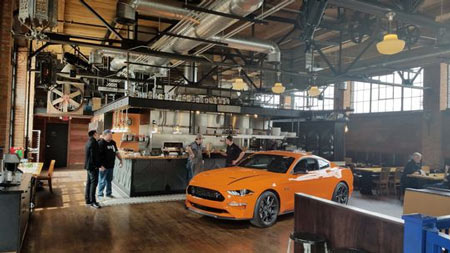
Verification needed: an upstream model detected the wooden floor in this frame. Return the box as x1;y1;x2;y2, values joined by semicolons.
22;168;293;253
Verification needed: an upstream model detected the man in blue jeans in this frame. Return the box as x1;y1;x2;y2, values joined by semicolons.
98;129;122;198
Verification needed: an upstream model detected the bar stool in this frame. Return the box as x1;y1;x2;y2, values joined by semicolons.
287;232;328;253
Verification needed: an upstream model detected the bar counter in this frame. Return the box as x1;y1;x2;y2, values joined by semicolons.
113;154;227;197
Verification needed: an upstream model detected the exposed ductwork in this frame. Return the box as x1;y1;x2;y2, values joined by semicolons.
108;0;265;74
131;0;200;24
211;35;281;63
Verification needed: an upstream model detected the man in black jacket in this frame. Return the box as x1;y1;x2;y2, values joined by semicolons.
85;130;101;209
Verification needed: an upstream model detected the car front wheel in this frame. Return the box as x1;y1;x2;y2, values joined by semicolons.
332;182;349;204
250;191;279;228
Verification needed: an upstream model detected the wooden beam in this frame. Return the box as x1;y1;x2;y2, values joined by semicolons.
57;0;66;33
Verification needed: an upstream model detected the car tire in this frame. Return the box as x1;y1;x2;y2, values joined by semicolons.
332;182;349;204
250;191;279;228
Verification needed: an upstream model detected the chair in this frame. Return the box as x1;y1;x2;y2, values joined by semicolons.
373;167;390;196
389;167;403;197
36;160;55;193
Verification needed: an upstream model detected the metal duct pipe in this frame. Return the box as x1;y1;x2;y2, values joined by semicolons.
131;0;200;24
211;35;281;63
111;0;264;74
328;0;446;30
184;62;198;84
170;0;263;54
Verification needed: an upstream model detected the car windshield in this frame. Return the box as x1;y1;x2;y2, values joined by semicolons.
238;154;295;173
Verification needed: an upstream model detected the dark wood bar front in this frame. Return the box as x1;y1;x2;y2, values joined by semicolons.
294;193;404;252
113;155;227;197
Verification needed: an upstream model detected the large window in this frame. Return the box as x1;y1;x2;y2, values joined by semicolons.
293;84;335;111
257;94;280;108
351;68;423;113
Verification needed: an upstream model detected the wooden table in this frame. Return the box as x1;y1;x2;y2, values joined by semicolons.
354;167;397;173
18;162;43;176
407;173;445;181
354;167;398;195
406;173;446;189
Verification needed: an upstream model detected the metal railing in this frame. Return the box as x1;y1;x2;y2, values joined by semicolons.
403;214;450;253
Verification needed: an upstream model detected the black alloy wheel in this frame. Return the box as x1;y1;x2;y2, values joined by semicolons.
332;182;349;204
250;191;279;228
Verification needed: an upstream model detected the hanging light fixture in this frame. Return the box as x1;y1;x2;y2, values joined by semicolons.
272;82;285;94
308;86;321;97
376;12;405;55
111;111;118;132
232;67;247;90
122;108;130;133
272;72;285;94
232;78;246;90
173;125;182;135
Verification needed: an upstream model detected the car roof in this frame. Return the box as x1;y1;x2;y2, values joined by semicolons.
250;151;336;167
253;150;312;159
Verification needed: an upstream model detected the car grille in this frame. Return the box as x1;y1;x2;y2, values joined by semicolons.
190;203;227;214
187;186;225;201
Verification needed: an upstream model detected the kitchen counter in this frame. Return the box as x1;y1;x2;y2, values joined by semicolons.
113;151;253;197
121;155;188;160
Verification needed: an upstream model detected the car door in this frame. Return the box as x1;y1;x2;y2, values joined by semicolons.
316;158;343;199
287;157;331;200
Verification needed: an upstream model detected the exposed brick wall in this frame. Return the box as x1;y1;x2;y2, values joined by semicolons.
13;48;28;147
422;64;446;168
0;0;13;149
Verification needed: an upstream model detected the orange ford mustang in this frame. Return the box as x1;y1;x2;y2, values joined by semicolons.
185;151;353;227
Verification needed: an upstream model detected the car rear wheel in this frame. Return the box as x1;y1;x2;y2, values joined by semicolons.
250;191;279;228
332;182;349;204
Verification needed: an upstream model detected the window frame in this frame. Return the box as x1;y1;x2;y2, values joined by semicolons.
351;68;423;114
292;157;319;174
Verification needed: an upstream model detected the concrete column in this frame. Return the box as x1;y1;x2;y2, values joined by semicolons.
0;0;13;150
422;63;447;168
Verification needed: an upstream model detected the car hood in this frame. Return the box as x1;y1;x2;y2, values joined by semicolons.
190;167;277;188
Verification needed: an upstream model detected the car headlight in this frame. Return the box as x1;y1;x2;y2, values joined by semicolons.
227;189;254;196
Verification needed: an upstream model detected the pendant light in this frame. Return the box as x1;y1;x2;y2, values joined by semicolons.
232;78;246;90
232;67;247;90
112;111;118;133
376;12;405;55
272;72;285;94
307;86;321;97
123;108;130;133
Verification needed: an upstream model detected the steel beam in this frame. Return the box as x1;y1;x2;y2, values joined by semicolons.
328;0;448;30
313;41;338;75
183;4;268;24
79;0;124;40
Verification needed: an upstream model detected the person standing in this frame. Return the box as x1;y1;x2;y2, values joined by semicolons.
186;134;205;182
98;129;123;198
85;130;101;209
221;136;245;167
401;152;424;194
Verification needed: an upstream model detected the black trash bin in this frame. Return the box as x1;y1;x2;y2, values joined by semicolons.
288;232;328;253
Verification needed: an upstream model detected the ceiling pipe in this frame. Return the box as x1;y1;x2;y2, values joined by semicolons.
131;0;200;25
328;0;447;30
114;0;264;74
211;35;281;63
